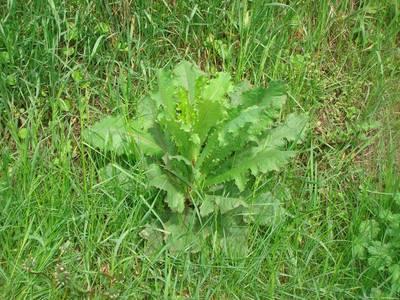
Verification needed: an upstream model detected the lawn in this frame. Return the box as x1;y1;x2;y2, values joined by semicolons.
0;0;399;298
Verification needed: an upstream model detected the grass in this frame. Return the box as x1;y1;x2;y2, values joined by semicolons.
0;0;399;298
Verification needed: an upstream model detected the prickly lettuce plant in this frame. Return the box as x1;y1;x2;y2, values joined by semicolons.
84;62;307;256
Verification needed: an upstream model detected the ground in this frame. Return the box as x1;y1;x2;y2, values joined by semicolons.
0;0;399;298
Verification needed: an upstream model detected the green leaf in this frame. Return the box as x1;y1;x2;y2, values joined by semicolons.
217;215;248;257
194;96;227;145
148;123;176;155
153;69;176;116
353;220;381;260
97;163;139;193
58;99;71;112
234;172;248;192
165;154;194;184
132;129;162;156
99;163;130;183
173;61;204;103
261;113;308;148
220;226;248;258
0;51;10;63
201;72;232;101
200;195;247;217
6;74;17;86
353;237;367;259
83;116;132;155
18;128;28;139
84;115;161;156
140;222;164;256
359;220;380;240
198;83;288;169
162;116;197;159
229;80;252;107
63;47;75;57
132;96;162;155
394;193;400;206
389;264;400;292
367;241;393;271
164;211;209;254
135;96;157;131
217;106;264;145
147;164;185;213
205;148;295;188
238;82;287;110
243;192;285;226
72;69;83;82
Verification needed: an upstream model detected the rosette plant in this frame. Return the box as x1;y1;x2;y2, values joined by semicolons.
84;61;307;256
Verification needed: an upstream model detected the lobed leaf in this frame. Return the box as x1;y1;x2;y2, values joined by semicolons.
83;116;133;155
163;210;209;254
200;195;247;217
140;222;164;256
147;164;185;213
205;148;295;189
243;192;285;226
260;113;308;148
173;61;204;104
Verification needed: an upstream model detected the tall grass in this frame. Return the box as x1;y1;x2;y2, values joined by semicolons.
0;0;399;298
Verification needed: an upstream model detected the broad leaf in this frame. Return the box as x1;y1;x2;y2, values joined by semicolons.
216;214;248;257
260;113;308;148
173;61;204;103
201;72;232;101
147;164;185;213
205;148;295;188
243;192;285;225
83;116;132;155
200;195;247;217
84;115;161;156
140;222;164;256
164;210;209;254
152;69;176;116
